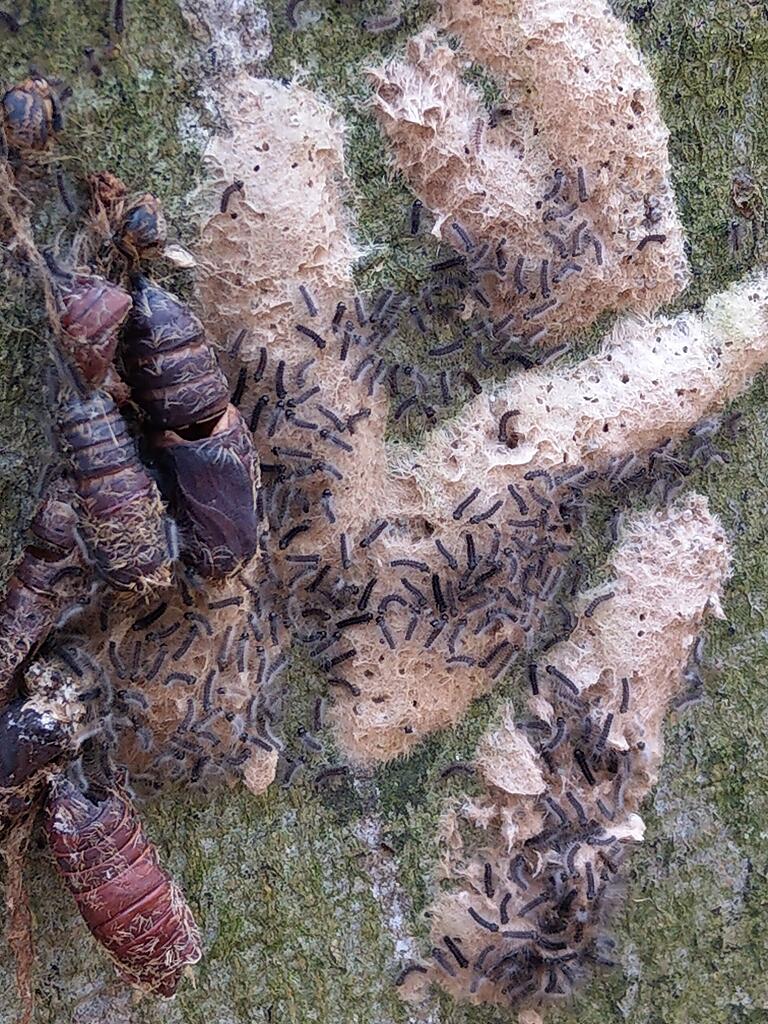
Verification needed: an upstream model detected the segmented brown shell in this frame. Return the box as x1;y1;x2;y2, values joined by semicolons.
57;273;132;387
121;276;230;430
57;388;173;593
0;701;72;790
1;76;61;152
44;779;202;996
115;193;167;261
0;489;84;706
155;403;260;577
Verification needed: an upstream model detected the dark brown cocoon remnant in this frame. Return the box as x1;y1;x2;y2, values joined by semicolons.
55;271;132;387
0;700;76;829
44;779;202;996
0;489;83;705
0;702;66;788
115;193;167;262
154;404;259;578
0;659;83;833
121;276;230;431
1;76;62;152
57;388;173;593
122;276;259;577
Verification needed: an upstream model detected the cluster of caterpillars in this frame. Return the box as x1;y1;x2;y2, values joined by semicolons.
367;2;688;338
245;335;583;672
0;74;275;1009
227;269;728;710
401;491;733;1010
0;156;739;1024
87;226;735;785
63;570;287;794
93;249;643;790
292;164;611;430
420;165;610;353
415;669;640;1003
0;26;751;1021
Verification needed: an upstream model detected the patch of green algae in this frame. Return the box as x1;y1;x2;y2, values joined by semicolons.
2;1;768;1023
